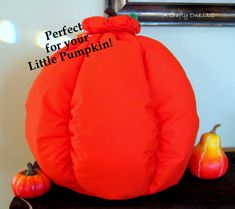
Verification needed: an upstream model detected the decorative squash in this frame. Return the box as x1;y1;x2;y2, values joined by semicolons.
12;163;51;198
188;124;229;179
25;15;199;200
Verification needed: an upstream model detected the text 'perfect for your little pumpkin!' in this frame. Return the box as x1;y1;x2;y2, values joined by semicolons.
28;38;113;71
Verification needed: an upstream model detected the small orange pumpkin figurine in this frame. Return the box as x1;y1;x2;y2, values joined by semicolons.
188;124;229;179
12;162;51;198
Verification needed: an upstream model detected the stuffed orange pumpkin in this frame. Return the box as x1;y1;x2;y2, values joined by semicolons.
25;15;199;200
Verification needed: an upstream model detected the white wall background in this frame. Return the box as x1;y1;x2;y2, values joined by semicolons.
0;0;234;208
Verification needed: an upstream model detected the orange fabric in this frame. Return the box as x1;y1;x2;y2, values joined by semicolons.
25;15;199;200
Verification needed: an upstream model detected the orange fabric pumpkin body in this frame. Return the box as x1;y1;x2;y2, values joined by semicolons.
25;15;199;200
